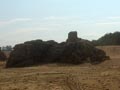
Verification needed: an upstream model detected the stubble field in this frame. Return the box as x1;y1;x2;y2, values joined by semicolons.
0;46;120;90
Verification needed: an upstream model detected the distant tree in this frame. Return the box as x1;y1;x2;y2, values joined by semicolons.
6;45;12;51
92;31;120;46
2;45;13;51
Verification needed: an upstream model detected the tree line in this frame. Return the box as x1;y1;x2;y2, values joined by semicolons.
92;31;120;46
0;45;13;51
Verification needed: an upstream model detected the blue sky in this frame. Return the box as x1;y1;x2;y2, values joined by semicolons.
0;0;120;46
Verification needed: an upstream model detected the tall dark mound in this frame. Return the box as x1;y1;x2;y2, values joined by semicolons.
6;31;109;68
92;31;120;46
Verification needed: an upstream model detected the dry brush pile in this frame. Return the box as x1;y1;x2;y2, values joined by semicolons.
6;31;109;68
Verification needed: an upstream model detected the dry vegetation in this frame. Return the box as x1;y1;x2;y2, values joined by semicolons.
0;46;120;90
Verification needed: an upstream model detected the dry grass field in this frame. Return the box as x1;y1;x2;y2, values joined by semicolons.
0;46;120;90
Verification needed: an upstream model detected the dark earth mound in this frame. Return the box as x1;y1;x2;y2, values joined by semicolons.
6;31;109;68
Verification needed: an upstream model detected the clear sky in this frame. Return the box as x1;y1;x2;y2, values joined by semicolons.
0;0;120;46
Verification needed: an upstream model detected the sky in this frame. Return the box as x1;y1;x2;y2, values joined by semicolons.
0;0;120;46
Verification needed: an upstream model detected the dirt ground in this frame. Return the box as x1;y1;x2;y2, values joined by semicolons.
0;46;120;90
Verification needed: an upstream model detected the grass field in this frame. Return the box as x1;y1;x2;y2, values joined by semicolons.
0;46;120;90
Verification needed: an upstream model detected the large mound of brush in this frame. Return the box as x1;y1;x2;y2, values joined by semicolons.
6;31;109;68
